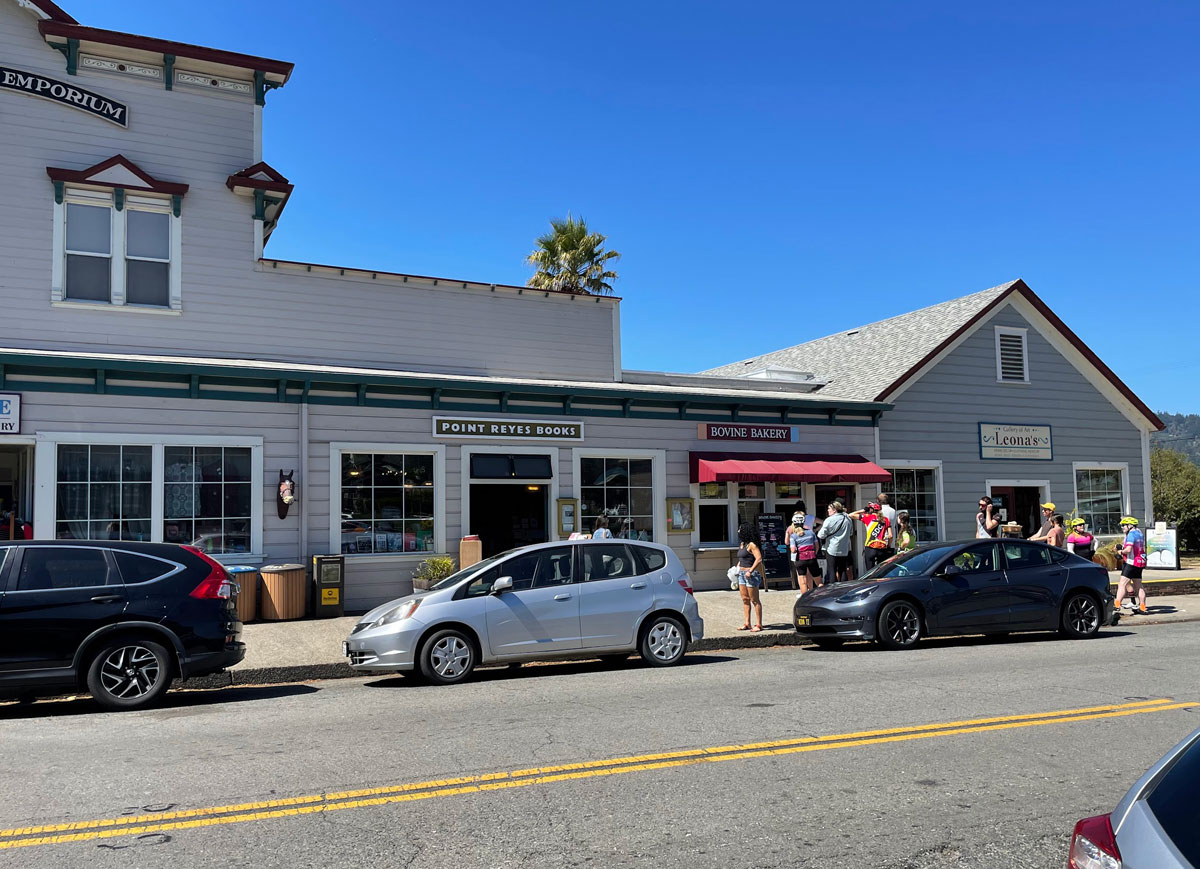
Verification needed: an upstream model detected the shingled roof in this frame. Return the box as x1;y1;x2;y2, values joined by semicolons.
703;281;1019;400
701;279;1164;430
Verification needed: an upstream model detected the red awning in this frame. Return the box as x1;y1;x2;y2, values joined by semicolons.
690;452;892;484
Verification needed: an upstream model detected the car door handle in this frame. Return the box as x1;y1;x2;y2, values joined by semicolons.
987;576;1004;582
630;582;647;589
553;593;571;601
90;594;122;603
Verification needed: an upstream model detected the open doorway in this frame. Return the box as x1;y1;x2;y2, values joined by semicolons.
469;483;549;558
988;482;1048;537
0;445;33;540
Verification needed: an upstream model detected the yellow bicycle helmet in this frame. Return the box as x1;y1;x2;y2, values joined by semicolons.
1119;516;1139;527
1068;517;1086;527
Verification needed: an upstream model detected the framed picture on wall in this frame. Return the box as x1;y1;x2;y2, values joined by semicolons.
666;498;695;533
557;498;579;536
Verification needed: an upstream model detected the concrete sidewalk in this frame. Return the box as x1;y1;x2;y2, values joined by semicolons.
191;583;1200;688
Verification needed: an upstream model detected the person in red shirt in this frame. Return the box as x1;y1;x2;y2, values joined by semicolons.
848;502;892;571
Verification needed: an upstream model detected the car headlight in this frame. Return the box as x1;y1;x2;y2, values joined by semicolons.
373;599;421;628
835;587;877;604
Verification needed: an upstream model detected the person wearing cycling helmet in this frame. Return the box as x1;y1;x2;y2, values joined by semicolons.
848;501;892;570
1066;518;1095;561
1114;516;1147;614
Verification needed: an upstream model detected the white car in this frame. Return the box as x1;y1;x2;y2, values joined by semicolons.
344;540;703;684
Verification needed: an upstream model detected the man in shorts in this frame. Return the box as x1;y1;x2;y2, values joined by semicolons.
1114;516;1147;614
818;501;854;584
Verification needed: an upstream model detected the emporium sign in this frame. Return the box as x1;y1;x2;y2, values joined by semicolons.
979;422;1052;461
1;67;128;127
433;416;584;440
0;393;19;434
698;422;799;442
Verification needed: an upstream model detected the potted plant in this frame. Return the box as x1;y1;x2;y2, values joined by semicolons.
412;556;457;590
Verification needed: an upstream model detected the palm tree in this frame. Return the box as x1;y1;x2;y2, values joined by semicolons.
525;215;620;295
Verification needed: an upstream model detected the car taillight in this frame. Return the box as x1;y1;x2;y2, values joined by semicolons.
183;545;234;600
677;580;694;596
1069;814;1121;869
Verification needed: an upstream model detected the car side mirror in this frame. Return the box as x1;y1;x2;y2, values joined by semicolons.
938;564;965;577
491;576;513;594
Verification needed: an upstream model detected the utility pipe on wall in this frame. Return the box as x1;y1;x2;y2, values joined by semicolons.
299;401;309;562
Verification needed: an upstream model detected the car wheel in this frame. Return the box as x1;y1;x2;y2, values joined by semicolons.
419;629;476;685
86;639;173;711
1060;592;1101;639
640;616;687;667
876;600;922;650
810;638;844;649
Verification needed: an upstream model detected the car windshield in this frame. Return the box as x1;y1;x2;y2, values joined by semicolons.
428;551;515;591
1146;732;1200;865
860;545;960;580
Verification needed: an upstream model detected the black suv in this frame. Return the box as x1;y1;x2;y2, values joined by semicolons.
0;540;245;710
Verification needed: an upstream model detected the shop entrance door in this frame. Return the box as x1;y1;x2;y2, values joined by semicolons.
469;484;549;558
0;445;33;541
988;483;1046;537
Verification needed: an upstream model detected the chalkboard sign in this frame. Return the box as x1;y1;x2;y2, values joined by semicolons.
755;512;789;579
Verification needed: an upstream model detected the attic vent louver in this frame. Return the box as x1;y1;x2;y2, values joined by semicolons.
995;328;1028;382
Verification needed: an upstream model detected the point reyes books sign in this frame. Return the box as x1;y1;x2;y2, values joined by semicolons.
1;67;128;127
0;393;19;434
698;422;799;442
433;416;583;440
979;422;1052;460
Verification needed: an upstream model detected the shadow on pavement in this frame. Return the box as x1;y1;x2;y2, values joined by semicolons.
802;630;1137;652
364;653;739;689
0;683;320;720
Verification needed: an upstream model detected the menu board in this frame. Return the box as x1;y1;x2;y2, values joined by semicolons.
755;512;789;579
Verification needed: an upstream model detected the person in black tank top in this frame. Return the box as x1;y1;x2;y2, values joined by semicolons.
735;523;764;632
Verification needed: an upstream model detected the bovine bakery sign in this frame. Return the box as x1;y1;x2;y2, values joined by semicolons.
0;394;19;434
698;423;799;442
1;66;129;127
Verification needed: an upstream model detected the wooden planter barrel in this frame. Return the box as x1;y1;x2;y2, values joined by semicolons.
259;564;307;620
226;566;260;623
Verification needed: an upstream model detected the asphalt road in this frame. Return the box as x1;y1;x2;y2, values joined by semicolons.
2;622;1198;869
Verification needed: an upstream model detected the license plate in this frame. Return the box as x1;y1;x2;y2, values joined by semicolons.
796;614;811;627
342;641;350;658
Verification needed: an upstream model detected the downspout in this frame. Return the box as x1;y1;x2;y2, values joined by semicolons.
299;399;309;562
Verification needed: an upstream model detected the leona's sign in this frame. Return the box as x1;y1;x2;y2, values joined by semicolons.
979;422;1052;460
0;393;20;434
1;67;129;127
698;422;798;442
433;416;583;440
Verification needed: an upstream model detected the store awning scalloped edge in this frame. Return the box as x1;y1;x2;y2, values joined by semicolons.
690;452;892;484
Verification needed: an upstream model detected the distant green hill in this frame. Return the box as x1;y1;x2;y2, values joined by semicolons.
1153;412;1200;465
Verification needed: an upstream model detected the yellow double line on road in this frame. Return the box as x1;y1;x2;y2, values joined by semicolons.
2;697;1193;850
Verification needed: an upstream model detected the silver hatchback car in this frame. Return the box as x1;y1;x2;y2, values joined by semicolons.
344;540;704;684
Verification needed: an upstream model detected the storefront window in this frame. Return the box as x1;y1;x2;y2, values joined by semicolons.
698;482;730;544
736;482;766;530
580;457;654;541
340;452;436;554
1075;468;1125;535
163;447;253;553
885;467;940;542
56;444;151;541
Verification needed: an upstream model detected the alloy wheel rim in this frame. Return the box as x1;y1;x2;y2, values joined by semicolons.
885;604;920;645
1068;596;1099;634
99;645;161;699
648;622;683;660
431;636;471;678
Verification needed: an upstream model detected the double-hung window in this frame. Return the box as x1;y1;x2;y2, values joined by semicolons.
54;185;182;311
1074;465;1127;535
579;456;655;541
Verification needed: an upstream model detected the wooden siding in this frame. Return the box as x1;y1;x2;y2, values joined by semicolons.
0;4;618;383
879;303;1146;540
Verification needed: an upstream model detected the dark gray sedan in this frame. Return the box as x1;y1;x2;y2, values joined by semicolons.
793;539;1114;650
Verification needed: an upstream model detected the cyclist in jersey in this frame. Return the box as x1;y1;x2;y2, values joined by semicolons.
849;502;892;571
1114;517;1148;614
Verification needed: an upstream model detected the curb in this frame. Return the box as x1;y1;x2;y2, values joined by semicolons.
184;616;1198;688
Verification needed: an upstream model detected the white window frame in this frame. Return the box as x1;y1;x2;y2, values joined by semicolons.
879;460;945;543
571;448;666;543
51;186;183;313
33;433;264;563
330;442;447;563
1071;462;1130;534
689;480;800;548
994;326;1030;384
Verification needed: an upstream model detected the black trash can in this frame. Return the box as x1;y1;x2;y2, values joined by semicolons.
312;554;345;618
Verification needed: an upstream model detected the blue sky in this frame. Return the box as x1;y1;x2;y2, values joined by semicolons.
101;1;1198;413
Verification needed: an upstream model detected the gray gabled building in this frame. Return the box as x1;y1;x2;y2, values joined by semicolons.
705;280;1163;542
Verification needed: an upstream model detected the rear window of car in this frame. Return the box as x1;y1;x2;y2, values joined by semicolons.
115;552;176;584
1146;735;1200;864
630;545;667;574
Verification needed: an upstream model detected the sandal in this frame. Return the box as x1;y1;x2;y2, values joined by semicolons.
736;625;752;631
750;626;763;633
